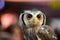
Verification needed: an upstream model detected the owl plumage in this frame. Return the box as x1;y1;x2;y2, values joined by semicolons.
19;9;57;40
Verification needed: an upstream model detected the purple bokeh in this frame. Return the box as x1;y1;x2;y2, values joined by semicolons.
0;0;5;10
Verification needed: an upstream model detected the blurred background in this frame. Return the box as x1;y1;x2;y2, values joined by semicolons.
0;0;60;40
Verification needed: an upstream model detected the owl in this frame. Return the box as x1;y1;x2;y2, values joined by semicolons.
19;9;57;40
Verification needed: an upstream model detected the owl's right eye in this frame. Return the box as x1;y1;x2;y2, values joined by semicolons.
26;14;32;20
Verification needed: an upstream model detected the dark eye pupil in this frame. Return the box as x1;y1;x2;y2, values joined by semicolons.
37;14;41;18
27;14;32;18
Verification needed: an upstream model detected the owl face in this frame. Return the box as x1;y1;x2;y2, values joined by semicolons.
19;10;46;29
24;10;44;27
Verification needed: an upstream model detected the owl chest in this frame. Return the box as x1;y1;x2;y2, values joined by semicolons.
24;28;53;40
24;29;42;40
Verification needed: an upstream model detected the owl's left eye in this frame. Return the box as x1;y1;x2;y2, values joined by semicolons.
37;14;41;19
26;14;32;20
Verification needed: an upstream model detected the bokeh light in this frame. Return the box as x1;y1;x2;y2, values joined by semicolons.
0;0;5;10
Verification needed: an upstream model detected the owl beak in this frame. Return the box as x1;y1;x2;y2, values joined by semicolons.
33;20;37;26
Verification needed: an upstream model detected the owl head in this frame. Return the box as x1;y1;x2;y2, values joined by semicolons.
19;9;46;30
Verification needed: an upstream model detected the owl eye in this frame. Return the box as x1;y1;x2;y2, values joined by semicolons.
37;14;41;19
27;14;32;20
